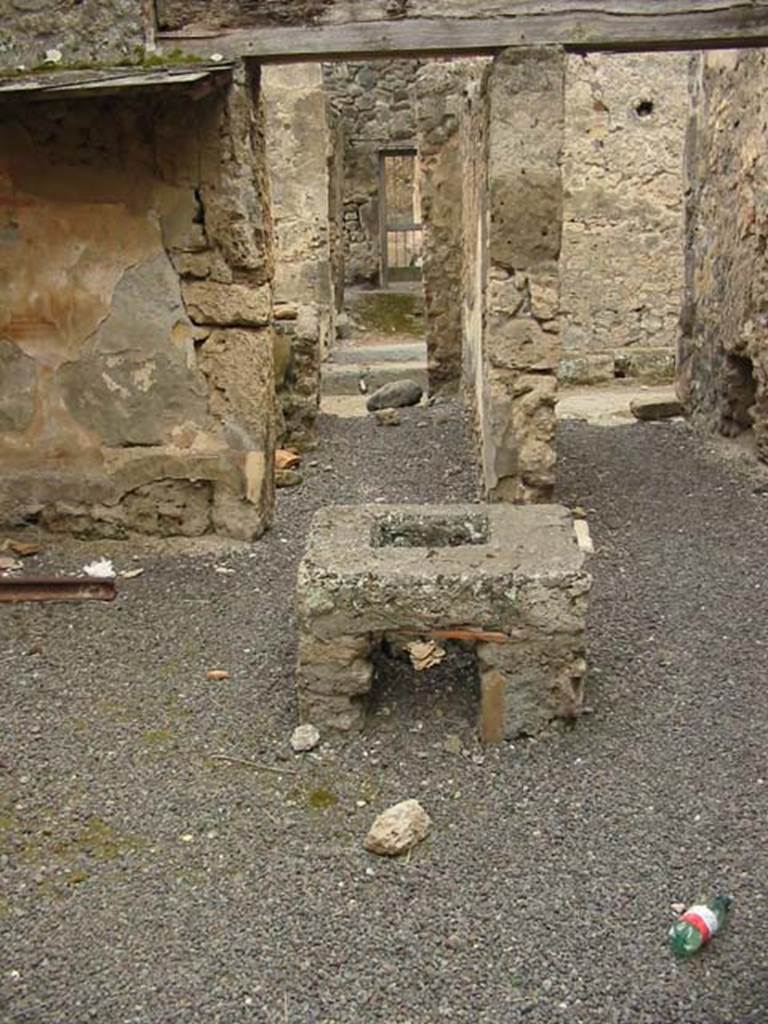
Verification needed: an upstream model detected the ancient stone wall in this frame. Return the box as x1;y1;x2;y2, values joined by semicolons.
323;59;423;285
156;0;339;31
327;107;346;312
0;0;148;70
680;50;768;458
416;59;488;395
263;63;335;447
482;47;563;503
414;52;686;394
0;65;278;539
560;52;687;384
460;65;490;490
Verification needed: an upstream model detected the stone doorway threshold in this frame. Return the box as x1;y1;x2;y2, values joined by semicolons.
321;382;679;421
557;382;680;426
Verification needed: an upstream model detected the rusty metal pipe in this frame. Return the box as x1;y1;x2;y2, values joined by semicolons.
0;577;116;603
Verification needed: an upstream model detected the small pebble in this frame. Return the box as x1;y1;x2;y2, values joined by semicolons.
290;724;320;753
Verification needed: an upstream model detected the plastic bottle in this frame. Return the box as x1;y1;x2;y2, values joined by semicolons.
668;896;733;957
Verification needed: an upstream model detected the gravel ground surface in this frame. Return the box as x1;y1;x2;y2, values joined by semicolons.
1;404;767;1024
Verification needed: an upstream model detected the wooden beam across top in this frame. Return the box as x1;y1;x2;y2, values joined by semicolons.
158;2;768;62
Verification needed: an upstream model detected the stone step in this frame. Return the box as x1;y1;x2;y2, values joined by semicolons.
329;342;427;365
321;361;428;396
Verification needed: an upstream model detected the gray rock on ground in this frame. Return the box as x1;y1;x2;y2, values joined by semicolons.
290;723;320;752
630;397;683;421
363;799;432;856
366;379;423;412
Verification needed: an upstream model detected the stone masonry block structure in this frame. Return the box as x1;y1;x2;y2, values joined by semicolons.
296;504;590;740
680;50;768;458
263;63;335;446
416;53;685;395
482;47;565;503
0;64;277;540
416;58;488;395
460;65;491;491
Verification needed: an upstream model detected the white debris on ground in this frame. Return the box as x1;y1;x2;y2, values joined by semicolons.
82;558;116;579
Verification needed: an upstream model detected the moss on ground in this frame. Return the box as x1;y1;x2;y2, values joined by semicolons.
353;292;424;337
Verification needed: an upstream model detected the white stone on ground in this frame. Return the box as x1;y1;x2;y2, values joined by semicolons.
573;519;595;555
290;724;320;753
363;799;432;857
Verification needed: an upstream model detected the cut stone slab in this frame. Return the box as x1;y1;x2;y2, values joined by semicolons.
295;503;591;739
630;397;684;421
366;380;424;412
363;799;431;857
558;352;616;386
557;384;676;427
614;347;675;384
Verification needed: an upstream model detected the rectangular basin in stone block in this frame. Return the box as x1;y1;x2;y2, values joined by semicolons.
296;503;591;739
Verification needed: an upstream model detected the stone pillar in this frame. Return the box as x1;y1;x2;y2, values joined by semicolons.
416;60;479;395
483;47;565;503
262;64;335;447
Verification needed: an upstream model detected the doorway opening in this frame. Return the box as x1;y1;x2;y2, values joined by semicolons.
379;148;423;287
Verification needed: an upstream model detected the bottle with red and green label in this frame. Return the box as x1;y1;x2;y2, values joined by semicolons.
668;896;733;957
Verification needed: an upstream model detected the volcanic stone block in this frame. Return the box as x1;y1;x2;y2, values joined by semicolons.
296;503;591;739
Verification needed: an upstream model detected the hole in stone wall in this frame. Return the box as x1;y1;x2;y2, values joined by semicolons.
192;188;204;224
14;510;41;528
635;100;655;118
370;510;490;548
722;352;758;436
